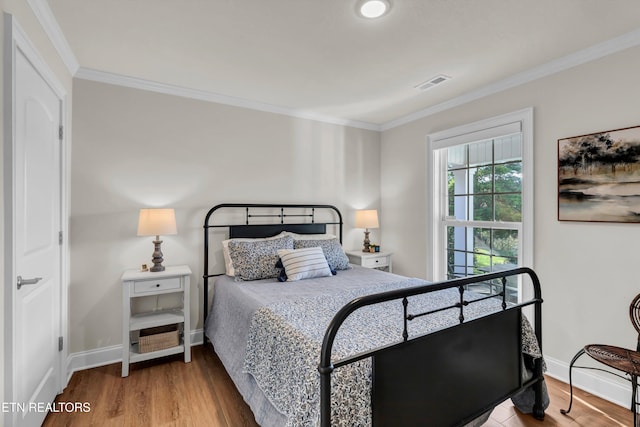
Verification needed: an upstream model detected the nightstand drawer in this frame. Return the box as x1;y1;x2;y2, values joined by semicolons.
133;277;181;294
361;255;390;269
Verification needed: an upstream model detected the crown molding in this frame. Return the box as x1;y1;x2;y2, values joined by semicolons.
28;0;379;130
74;67;381;131
28;0;640;133
27;0;80;74
25;0;378;130
381;27;640;131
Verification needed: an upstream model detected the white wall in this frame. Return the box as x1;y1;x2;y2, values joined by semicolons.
69;78;381;354
381;44;640;401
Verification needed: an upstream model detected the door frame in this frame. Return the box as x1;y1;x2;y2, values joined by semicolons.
3;13;70;423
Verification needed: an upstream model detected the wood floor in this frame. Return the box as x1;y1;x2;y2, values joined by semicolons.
44;345;633;426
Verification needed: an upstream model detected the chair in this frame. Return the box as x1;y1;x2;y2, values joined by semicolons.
561;293;640;426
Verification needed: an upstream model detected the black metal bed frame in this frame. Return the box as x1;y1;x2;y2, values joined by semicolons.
319;267;545;426
202;203;544;426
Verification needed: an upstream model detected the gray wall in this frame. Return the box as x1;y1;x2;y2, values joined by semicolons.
381;44;640;393
70;79;381;353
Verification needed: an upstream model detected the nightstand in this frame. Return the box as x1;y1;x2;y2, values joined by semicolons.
346;250;393;273
121;265;191;377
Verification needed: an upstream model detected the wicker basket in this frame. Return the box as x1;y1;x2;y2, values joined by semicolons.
138;324;179;353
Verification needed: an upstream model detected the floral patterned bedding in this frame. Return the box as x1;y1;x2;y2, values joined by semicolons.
242;278;545;427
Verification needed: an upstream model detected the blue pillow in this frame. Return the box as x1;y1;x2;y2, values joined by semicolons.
293;238;350;270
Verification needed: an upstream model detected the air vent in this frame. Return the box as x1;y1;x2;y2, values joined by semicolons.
415;75;451;91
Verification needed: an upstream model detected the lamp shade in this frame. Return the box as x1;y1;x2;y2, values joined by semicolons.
355;209;379;229
137;208;177;236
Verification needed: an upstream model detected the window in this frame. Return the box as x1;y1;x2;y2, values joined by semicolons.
428;109;533;303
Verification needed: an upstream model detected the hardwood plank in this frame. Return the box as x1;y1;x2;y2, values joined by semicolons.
495;376;632;427
201;349;258;427
44;346;634;426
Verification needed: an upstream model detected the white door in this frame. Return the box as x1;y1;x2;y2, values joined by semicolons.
12;45;63;427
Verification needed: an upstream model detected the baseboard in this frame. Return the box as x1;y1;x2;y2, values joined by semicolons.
544;354;631;409
65;329;204;383
65;339;631;410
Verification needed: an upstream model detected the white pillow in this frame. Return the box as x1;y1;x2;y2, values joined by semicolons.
222;232;286;276
277;247;333;282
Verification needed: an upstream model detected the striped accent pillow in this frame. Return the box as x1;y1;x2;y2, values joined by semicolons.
277;247;333;282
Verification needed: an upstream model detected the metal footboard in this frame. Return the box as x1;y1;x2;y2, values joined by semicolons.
318;267;544;427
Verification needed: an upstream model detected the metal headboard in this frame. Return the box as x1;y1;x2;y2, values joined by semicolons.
202;203;343;329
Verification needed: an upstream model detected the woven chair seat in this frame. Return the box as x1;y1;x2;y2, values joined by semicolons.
584;344;640;377
562;293;640;425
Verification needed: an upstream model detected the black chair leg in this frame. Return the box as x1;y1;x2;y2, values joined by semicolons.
634;374;638;427
560;348;586;416
633;375;637;411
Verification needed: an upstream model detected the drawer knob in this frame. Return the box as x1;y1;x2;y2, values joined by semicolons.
155;283;160;287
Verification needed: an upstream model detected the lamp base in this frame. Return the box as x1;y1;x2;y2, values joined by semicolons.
150;239;165;272
362;230;371;253
150;264;165;272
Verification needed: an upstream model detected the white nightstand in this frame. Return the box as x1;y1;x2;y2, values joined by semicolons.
121;265;191;377
346;250;393;273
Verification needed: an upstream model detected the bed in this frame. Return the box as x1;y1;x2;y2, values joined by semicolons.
203;203;547;426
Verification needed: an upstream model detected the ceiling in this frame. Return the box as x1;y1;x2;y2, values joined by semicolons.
45;0;640;129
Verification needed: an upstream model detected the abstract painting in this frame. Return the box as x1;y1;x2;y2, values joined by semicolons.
558;125;640;222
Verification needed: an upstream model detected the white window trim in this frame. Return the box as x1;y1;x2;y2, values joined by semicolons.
426;108;534;287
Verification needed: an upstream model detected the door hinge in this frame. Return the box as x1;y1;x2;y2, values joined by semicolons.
58;336;63;352
59;231;63;245
58;125;63;140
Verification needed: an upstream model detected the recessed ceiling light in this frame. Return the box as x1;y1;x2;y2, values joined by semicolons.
357;0;391;19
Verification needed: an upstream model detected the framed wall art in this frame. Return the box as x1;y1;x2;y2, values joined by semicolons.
558;125;640;222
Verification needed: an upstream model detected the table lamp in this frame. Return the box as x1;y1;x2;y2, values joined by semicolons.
137;208;177;272
355;209;379;253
